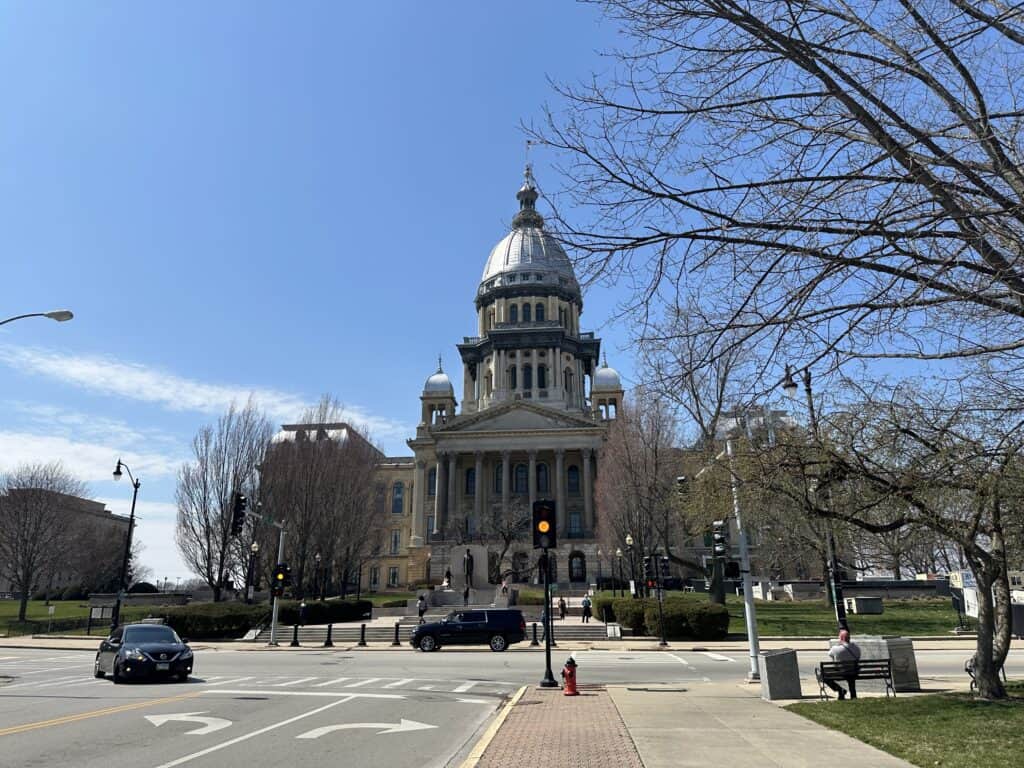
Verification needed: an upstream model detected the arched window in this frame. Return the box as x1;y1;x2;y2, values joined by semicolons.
493;462;503;493
487;310;494;330
465;468;476;495
523;365;533;391
428;468;437;496
567;465;580;495
508;366;517;390
535;303;545;322
509;304;518;323
538;365;547;390
391;481;404;514
522;303;531;322
569;552;587;582
537;463;549;493
514;463;528;493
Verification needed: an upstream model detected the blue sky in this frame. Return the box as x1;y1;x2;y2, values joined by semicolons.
0;3;631;583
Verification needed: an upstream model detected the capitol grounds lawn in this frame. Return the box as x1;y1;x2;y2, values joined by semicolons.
788;681;1024;768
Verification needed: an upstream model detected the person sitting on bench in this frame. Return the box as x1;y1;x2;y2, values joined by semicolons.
824;628;862;700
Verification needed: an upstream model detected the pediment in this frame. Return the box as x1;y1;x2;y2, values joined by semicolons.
440;402;600;434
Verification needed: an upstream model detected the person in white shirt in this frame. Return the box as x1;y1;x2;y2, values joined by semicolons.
825;628;862;699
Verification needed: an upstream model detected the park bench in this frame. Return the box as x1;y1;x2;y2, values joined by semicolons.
815;659;895;700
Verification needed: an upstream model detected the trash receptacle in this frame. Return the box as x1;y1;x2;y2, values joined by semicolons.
760;648;802;701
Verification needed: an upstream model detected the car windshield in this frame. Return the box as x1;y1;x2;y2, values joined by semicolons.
123;626;180;644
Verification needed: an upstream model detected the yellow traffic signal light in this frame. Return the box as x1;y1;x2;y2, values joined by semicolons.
532;500;556;550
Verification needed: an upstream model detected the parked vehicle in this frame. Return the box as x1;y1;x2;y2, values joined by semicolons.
411;608;526;652
94;623;193;683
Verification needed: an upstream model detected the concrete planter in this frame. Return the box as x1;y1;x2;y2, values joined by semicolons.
760;648;802;701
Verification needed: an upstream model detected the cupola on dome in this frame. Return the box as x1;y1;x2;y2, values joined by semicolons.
423;358;454;396
592;362;623;392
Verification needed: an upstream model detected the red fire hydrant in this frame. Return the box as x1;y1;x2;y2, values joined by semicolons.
561;656;579;696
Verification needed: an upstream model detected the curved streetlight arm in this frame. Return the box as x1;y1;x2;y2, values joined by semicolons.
0;310;74;327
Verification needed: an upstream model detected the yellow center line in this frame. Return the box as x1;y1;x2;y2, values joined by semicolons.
0;691;202;737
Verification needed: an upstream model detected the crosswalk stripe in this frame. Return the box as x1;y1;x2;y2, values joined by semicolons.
700;652;736;662
206;677;254;687
383;678;414;688
1;674;82;690
453;681;478;693
668;653;692;667
274;677;317;687
313;677;350;687
343;678;381;688
34;676;90;688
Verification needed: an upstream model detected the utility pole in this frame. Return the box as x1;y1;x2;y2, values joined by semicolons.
726;437;760;682
268;522;286;646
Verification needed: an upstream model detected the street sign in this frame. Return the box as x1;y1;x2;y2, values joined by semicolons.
48;605;55;615
145;712;232;735
297;720;437;738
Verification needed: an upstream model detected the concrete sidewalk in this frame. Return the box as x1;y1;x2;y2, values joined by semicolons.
468;681;915;768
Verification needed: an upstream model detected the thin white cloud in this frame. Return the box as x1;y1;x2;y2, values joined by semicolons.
0;344;413;445
0;431;183;483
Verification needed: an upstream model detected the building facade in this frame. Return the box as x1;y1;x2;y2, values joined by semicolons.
404;167;623;586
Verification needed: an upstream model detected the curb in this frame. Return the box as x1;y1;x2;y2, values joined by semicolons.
459;685;528;768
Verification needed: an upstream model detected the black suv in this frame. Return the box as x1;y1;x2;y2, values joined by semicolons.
411;609;526;652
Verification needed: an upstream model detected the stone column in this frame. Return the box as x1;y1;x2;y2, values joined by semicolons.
555;449;566;535
583;448;594;535
515;353;523;397
433;457;444;535
501;451;511;517
528;451;537;511
447;453;458;535
474;451;483;523
411;460;426;546
531;350;539;399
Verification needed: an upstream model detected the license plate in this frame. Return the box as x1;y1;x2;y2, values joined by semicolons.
156;662;170;671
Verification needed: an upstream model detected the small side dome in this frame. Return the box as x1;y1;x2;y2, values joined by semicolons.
592;362;622;392
423;357;454;396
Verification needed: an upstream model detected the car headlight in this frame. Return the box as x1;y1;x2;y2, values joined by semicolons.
125;648;146;660
180;648;193;659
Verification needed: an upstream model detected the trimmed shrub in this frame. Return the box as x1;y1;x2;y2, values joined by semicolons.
614;596;730;640
380;599;407;608
612;598;649;633
643;601;690;639
683;600;730;640
277;599;372;626
515;592;545;605
61;585;88;601
129;581;160;594
592;596;616;624
155;603;268;640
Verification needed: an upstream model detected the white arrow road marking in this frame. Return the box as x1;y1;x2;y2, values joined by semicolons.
297;719;438;739
700;652;736;662
145;712;232;735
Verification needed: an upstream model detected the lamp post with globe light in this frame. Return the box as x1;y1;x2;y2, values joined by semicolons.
615;548;623;597
246;542;260;604
111;459;140;629
625;535;636;597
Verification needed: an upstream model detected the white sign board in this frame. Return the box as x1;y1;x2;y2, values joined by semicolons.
963;587;979;619
48;605;55;616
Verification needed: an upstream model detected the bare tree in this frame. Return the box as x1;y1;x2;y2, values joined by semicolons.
0;462;87;621
478;497;533;583
175;399;273;601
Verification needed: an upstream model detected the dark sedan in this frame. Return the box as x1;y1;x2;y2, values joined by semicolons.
94;623;194;683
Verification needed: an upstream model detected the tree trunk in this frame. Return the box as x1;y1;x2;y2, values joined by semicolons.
212;585;222;602
17;592;28;622
822;556;834;607
970;567;1006;700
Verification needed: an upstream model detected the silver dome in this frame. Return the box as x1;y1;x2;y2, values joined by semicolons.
478;167;580;296
423;370;454;396
592;364;622;392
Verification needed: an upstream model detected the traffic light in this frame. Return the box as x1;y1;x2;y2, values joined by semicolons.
532;499;556;549
271;562;290;597
660;556;670;580
712;519;730;558
643;556;654;581
230;492;248;536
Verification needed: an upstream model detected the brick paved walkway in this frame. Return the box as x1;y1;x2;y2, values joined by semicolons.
476;686;643;768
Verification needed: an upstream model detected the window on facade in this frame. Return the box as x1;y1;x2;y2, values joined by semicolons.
569;510;582;535
570;553;586;582
374;484;386;514
537;463;549;493
558;307;566;327
568;465;580;495
427;514;435;535
535;303;545;322
390;529;401;555
522;303;531;322
466;515;476;536
487;310;494;330
370;567;380;589
387;567;399;588
564;368;574;394
514;463;528;493
523;365;533;390
493;462;503;493
509;304;518;323
538;365;547;389
465;468;475;495
391;482;404;514
508;366;517;390
428;468;437;496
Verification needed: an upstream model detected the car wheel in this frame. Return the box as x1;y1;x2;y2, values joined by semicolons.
112;662;123;684
93;657;105;679
489;634;508;652
418;635;438;652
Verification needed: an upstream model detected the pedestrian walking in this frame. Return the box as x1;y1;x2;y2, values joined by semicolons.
417;595;427;624
581;595;592;623
501;577;508;596
462;586;470;606
558;597;567;621
540;607;548;640
823;629;862;700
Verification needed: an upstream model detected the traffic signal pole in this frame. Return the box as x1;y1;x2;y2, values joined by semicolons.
268;524;286;647
540;548;557;688
726;438;760;682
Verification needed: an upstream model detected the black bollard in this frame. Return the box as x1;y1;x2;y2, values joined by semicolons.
290;624;300;647
358;623;367;647
324;623;334;648
550;617;556;647
392;621;401;647
530;622;539;646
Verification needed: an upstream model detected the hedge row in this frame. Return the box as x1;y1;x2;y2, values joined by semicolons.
149;599;373;639
592;596;729;640
277;599;372;626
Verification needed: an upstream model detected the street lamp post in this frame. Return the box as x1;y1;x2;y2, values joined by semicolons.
111;459;140;630
314;553;324;601
0;309;74;327
783;365;848;631
615;548;623;597
247;542;259;604
596;548;603;589
625;535;636;598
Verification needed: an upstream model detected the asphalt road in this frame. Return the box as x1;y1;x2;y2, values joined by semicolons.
1;645;1020;767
